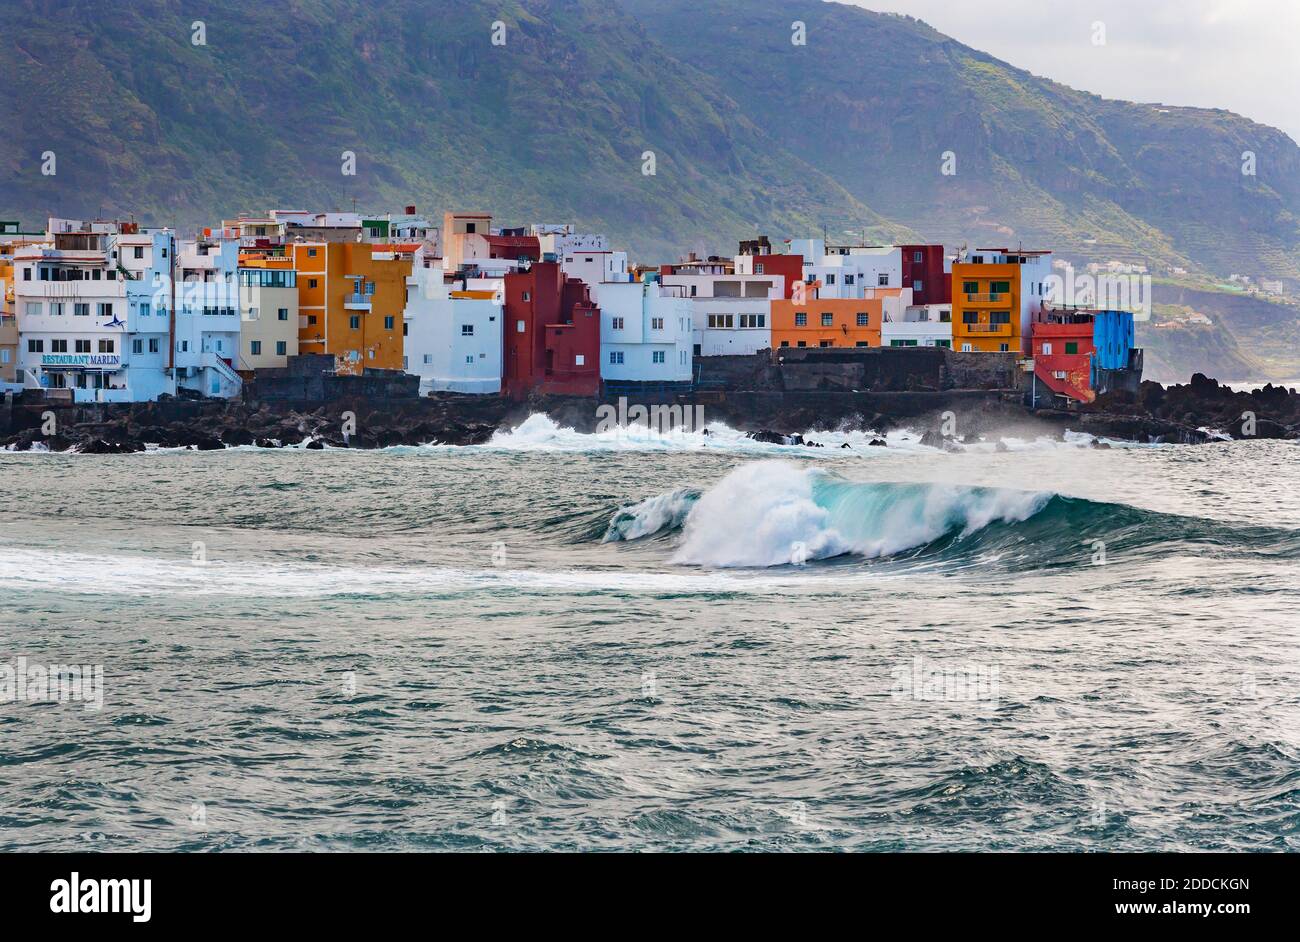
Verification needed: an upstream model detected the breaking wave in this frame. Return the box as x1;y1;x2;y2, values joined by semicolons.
604;460;1300;569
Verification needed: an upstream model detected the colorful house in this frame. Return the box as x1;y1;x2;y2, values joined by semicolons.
1031;306;1139;404
289;241;412;375
735;237;804;299
951;249;1052;354
770;288;910;349
898;244;950;306
503;260;600;398
403;265;503;394
237;254;299;375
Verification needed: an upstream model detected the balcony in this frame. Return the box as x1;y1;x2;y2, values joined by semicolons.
964;293;1006;303
961;323;1011;334
344;293;372;310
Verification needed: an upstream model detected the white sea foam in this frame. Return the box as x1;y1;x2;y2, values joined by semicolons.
669;461;1052;568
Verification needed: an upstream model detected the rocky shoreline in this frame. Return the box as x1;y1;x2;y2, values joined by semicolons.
1;374;1296;453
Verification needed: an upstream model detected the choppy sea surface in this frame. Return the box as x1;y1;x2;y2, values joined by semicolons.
2;415;1298;851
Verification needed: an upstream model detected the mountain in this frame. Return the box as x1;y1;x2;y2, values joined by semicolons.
1;0;1297;287
0;0;906;259
624;0;1300;282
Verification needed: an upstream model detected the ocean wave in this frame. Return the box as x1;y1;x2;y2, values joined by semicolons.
606;461;1300;569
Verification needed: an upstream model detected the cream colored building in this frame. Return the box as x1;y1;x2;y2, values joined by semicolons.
237;265;299;373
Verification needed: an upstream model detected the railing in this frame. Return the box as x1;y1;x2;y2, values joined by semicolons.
961;323;1011;334
345;293;372;306
964;293;1005;303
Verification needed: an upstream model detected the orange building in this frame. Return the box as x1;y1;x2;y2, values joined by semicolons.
949;249;1052;354
771;292;900;349
288;242;412;374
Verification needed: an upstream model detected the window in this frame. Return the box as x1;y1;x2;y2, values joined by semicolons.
132;339;143;354
1041;342;1053;355
856;313;869;327
179;340;189;352
819;340;834;348
25;302;41;317
739;314;765;328
247;307;260;321
878;273;889;286
690;285;697;297
707;314;734;329
939;310;951;323
521;291;530;302
796;341;806;347
384;316;395;330
22;267;30;281
890;339;918;347
914;250;923;263
1065;341;1079;355
857;341;870;347
991;281;1011;296
75;339;91;353
28;339;43;353
961;343;972;352
50;303;64;317
308;279;318;289
936;339;951;349
575;354;585;366
844;274;855;286
250;341;263;355
307;315;318;325
308;248;317;257
149;339;160;353
962;311;978;325
278;308;288;321
611;317;624;330
821;313;834;327
780;340;789;347
461;324;474;336
133;246;144;259
51;339;68;353
794;313;807;326
98;303;113;318
139;303;150;317
755;263;765;275
516;320;526;333
990;311;1011;325
913;280;923;293
653;351;665;364
963;281;979;296
349;316;360;329
99;339;115;353
651;317;663;330
609;351;624;364
998;343;1010;352
465;355;474;364
825;274;836;285
0;350;8;364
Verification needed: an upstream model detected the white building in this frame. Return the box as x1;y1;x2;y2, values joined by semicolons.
589;276;693;385
403;265;503;394
173;236;243;398
883;303;952;348
790;240;901;298
14;220;177;402
658;269;780;356
535;227;632;286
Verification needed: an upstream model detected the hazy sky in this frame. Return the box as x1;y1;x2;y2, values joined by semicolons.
848;0;1300;143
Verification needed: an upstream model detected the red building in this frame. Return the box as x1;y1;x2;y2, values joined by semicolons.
503;261;601;399
1031;312;1095;403
899;244;949;305
737;238;804;298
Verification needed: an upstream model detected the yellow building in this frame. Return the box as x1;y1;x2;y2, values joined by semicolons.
289;242;413;374
950;249;1052;354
